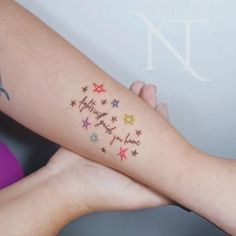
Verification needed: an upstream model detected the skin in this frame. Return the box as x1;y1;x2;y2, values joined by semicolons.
0;82;170;236
0;1;235;234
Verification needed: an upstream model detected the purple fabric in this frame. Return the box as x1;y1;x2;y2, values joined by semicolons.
0;141;24;189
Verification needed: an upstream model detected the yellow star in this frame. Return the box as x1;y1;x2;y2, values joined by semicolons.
124;114;135;125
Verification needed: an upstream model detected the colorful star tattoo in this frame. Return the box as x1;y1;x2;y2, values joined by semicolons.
90;133;98;142
101;99;107;105
70;100;76;107
93;83;105;94
82;86;88;93
131;150;138;157
70;84;142;161
111;116;118;123
117;147;128;160
124;114;135;125
136;130;142;136
111;99;119;108
82;117;91;129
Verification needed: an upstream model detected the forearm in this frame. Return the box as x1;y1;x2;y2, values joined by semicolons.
173;152;236;234
0;1;189;193
0;166;84;236
0;1;235;234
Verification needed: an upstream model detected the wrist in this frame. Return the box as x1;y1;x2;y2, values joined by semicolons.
43;163;91;219
159;147;207;202
148;144;199;198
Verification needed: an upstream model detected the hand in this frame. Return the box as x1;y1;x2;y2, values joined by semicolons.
46;81;170;216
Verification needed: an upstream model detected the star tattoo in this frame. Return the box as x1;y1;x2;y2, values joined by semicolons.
90;133;98;142
111;116;117;123
70;100;76;107
111;99;119;108
101;99;107;105
101;147;106;153
131;150;138;157
82;86;88;93
136;130;142;136
117;147;128;160
82;117;91;129
124;114;135;125
0;75;10;101
93;83;105;94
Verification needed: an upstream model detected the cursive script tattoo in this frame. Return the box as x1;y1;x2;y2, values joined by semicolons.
109;133;140;146
95;120;116;134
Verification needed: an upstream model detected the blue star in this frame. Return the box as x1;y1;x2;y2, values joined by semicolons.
111;99;119;108
90;133;98;142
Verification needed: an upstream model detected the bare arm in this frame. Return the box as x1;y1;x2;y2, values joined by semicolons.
0;145;167;236
0;165;78;236
0;1;235;234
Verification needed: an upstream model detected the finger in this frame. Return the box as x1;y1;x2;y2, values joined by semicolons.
140;84;157;108
130;81;145;96
156;103;169;120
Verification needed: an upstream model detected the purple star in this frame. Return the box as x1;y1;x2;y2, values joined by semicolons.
111;99;119;108
82;117;91;129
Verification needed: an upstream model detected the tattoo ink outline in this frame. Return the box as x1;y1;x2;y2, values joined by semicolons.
131;150;138;157
117;147;128;160
111;99;119;108
0;74;10;101
136;130;142;136
101;99;107;105
111;116;118;123
124;114;135;125
82;86;88;93
82;117;91;129
70;100;76;107
90;132;99;142
93;83;106;94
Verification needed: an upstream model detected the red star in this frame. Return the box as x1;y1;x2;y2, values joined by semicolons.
93;83;105;94
117;147;128;160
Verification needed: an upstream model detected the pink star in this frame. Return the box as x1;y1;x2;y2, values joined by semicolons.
117;147;128;160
